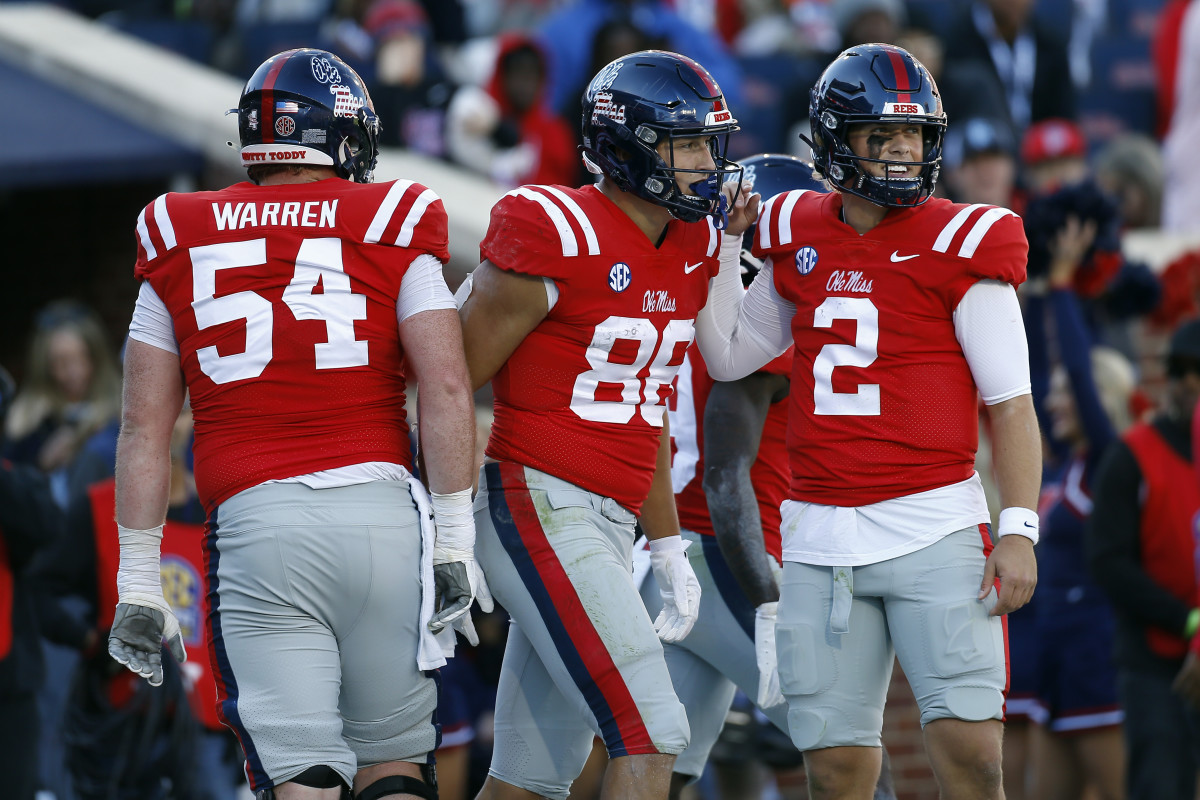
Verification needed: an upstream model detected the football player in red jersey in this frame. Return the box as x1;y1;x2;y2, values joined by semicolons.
645;154;896;800
457;50;757;800
107;49;483;800
697;44;1041;799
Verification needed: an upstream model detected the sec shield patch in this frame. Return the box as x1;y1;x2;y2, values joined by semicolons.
608;262;632;292
795;246;818;275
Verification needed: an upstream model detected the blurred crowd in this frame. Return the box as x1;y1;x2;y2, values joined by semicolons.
5;0;1200;799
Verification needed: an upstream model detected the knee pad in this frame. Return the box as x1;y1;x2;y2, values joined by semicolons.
356;764;438;800
255;765;351;799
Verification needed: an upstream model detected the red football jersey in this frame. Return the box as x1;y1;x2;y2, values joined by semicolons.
134;178;450;512
480;184;723;513
670;346;790;562
752;191;1027;506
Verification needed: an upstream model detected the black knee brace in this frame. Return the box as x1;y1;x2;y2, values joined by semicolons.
255;765;351;799
356;764;438;800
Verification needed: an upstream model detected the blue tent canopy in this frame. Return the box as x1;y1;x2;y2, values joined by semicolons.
0;62;204;190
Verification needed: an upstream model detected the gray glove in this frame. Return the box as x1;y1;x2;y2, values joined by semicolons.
429;560;493;646
108;601;186;687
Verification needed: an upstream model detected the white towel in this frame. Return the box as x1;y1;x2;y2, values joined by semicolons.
407;476;457;670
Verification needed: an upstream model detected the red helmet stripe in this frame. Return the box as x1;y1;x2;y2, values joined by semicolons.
686;58;723;109
259;52;290;144
886;49;912;104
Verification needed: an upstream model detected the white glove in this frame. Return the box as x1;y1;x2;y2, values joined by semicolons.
429;489;493;645
754;601;785;709
108;524;186;687
649;535;701;643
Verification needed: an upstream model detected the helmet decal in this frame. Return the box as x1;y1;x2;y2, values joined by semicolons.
310;56;342;85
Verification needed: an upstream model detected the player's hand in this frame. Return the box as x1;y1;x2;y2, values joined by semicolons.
108;597;186;687
429;559;493;646
721;180;761;238
1173;652;1200;708
754;601;785;709
978;535;1037;616
649;535;702;643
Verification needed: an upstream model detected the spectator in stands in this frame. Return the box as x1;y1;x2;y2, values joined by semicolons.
365;0;457;158
1094;134;1164;232
534;0;743;116
941;115;1018;208
1026;240;1131;800
445;33;577;188
1160;0;1200;234
0;364;63;800
4;300;121;507
30;405;239;800
831;0;904;49
1020;119;1160;356
1088;318;1200;800
560;16;664;184
941;0;1076;145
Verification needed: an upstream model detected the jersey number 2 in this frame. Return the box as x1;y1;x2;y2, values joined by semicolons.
190;238;368;384
813;296;880;415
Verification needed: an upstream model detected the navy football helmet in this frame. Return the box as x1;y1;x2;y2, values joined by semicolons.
233;48;381;183
739;153;827;284
581;50;742;225
803;44;946;207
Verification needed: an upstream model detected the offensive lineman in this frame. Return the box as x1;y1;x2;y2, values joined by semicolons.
699;44;1040;799
108;49;483;800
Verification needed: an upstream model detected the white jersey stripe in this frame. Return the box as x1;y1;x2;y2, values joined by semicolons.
775;190;807;247
513;187;578;257
932;203;989;253
136;207;157;261
706;218;719;257
757;193;782;250
395;188;438;248
957;207;1015;259
365;179;414;244
153;194;176;251
539;186;600;255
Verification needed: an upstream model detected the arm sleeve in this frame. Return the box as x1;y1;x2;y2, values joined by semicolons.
695;236;795;382
396;254;457;323
953;280;1031;404
128;281;179;355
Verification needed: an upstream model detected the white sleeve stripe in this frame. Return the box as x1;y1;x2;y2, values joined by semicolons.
514;187;578;257
365;179;414;243
776;190;806;246
153;194;176;250
757;193;781;250
706;218;719;257
539;186;600;255
958;207;1016;258
932;203;989;253
136;207;157;260
396;188;438;248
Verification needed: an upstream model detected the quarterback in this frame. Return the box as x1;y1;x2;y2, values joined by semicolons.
699;44;1040;800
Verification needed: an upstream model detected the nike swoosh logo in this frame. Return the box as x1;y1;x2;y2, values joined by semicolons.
890;251;919;262
684;262;703;274
1024;521;1036;528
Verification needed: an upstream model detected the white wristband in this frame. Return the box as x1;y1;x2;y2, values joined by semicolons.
648;534;687;554
116;524;165;601
998;507;1039;545
431;488;475;563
